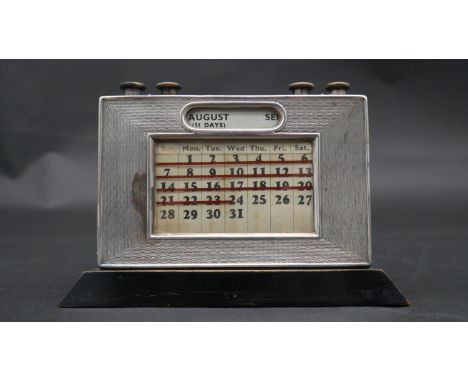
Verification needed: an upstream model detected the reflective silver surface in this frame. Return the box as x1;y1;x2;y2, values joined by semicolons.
97;95;370;268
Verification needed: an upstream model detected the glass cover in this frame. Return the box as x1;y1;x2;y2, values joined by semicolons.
152;139;315;236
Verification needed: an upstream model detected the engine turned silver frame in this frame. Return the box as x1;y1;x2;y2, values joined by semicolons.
97;95;371;268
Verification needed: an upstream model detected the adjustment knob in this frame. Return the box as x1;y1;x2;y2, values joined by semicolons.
288;82;315;95
325;81;351;95
156;82;182;95
119;81;146;95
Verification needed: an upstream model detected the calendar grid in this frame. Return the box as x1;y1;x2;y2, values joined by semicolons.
154;140;314;235
223;155;227;235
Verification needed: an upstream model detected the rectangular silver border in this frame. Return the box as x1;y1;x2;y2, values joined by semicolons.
97;95;370;268
147;133;320;240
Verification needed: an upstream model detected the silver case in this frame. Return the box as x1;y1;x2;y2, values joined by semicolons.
97;95;371;268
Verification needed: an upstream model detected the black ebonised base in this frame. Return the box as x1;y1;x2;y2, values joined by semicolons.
60;268;409;308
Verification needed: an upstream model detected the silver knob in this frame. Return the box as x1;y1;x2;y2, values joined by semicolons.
325;82;351;95
119;81;146;95
156;82;182;95
288;82;315;95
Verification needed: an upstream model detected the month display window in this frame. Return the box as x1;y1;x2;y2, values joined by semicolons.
150;138;318;238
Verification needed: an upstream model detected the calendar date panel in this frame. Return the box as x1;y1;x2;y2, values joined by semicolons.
152;139;316;236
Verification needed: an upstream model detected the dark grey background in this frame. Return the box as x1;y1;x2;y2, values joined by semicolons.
1;60;467;321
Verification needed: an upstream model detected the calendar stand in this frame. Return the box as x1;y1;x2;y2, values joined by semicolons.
60;268;408;308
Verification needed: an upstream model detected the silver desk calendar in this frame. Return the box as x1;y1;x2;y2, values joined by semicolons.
97;81;370;269
60;80;408;309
